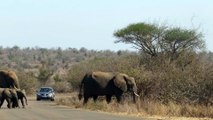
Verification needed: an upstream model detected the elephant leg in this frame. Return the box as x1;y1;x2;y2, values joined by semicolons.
83;96;89;104
106;95;112;103
12;101;16;108
132;92;136;103
11;98;16;108
21;99;25;108
115;94;123;103
11;97;20;108
6;99;12;109
15;98;20;108
0;99;5;108
93;95;98;102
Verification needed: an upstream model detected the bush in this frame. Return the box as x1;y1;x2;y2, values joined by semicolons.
66;52;213;105
17;71;39;94
53;81;72;93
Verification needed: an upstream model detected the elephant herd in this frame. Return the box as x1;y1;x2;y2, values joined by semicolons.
0;70;27;109
0;69;139;109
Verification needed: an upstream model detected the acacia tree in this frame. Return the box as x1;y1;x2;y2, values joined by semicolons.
114;22;205;58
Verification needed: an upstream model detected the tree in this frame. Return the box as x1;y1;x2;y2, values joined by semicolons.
114;22;205;58
37;67;53;85
162;28;205;55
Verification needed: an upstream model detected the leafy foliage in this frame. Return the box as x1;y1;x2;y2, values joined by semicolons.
114;22;205;58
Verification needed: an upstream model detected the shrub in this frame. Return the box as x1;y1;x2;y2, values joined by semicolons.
17;71;39;94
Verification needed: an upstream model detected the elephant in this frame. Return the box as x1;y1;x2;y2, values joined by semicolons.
0;70;20;89
0;88;12;108
0;88;19;109
78;71;139;104
12;89;28;108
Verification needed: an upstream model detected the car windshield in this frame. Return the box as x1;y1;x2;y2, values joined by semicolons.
39;88;52;92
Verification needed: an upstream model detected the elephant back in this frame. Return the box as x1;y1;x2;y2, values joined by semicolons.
92;72;114;81
91;71;115;87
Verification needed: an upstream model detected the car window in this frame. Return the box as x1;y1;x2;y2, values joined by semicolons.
39;88;52;92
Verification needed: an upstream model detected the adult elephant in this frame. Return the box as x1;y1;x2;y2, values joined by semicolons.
0;70;20;89
78;71;139;104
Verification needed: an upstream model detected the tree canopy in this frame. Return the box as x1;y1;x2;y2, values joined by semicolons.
114;22;205;57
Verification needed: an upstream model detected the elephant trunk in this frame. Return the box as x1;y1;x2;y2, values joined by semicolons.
132;84;139;103
24;96;28;105
21;89;28;105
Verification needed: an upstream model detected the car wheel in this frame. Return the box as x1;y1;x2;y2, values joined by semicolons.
37;98;41;101
51;98;55;101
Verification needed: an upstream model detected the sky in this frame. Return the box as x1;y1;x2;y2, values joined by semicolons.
0;0;212;51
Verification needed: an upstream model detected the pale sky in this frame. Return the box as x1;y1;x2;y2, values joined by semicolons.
0;0;212;51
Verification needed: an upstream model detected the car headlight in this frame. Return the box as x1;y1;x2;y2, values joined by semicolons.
48;93;53;97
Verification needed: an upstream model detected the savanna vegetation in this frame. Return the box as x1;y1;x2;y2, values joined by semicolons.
0;22;212;118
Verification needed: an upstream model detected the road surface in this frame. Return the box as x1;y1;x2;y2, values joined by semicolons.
0;97;153;120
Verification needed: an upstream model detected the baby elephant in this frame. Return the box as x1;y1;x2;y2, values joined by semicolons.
13;89;28;108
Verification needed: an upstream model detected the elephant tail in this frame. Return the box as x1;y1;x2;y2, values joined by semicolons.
78;85;83;100
78;74;87;100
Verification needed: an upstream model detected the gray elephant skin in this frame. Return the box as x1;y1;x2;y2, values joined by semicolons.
78;71;139;104
0;70;20;89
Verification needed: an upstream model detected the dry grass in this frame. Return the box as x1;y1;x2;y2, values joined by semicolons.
55;93;213;120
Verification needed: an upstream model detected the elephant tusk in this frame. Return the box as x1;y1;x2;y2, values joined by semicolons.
14;86;21;91
134;92;139;97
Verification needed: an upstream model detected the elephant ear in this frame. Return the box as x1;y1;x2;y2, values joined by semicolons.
113;73;128;92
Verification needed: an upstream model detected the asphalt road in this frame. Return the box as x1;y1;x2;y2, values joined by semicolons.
0;98;153;120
